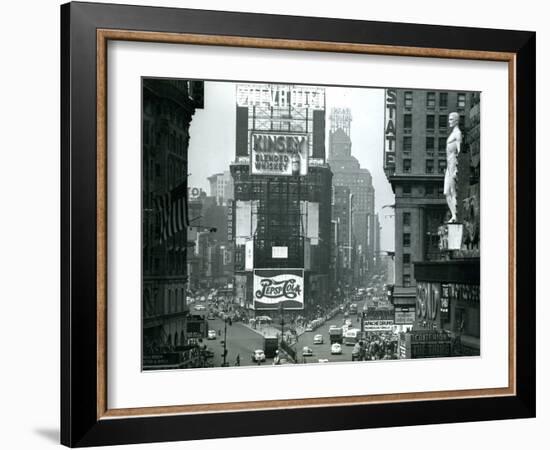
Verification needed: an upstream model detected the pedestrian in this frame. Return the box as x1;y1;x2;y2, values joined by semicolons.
218;329;221;336
235;354;240;366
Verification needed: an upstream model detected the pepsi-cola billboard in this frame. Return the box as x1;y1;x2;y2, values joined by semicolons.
253;268;304;310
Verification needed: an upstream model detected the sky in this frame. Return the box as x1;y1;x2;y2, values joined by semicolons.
188;82;395;251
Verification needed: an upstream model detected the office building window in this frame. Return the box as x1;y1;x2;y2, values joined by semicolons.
439;92;448;108
426;137;435;154
426;159;434;173
403;136;412;153
403;159;411;173
403;233;411;247
426;92;436;109
426;114;435;130
404;114;412;130
439;137;447;153
403;212;411;226
403;274;411;286
439;115;447;129
404;91;413;108
458;93;466;108
403;184;412;195
438;159;446;174
403;253;411;264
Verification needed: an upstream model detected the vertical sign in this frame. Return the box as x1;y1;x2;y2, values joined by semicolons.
245;239;254;271
227;199;234;242
384;89;397;171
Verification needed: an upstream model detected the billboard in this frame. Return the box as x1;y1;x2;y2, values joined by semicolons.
236;84;325;110
253;269;304;310
250;133;308;176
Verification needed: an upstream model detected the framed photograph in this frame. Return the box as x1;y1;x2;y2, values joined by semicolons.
61;1;536;447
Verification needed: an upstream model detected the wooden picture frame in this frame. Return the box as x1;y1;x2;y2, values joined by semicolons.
61;1;535;447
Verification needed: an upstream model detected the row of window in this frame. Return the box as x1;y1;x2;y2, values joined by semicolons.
404;91;466;109
401;158;447;174
403;113;465;131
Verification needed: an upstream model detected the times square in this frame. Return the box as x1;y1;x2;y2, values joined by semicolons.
142;79;480;371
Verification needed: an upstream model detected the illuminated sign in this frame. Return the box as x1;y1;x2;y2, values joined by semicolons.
250;133;308;176
384;89;397;171
237;84;325;110
253;269;304;310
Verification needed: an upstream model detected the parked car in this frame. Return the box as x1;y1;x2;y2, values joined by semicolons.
313;334;324;344
194;304;206;311
252;349;266;362
305;324;314;332
302;346;313;357
318;358;329;363
207;330;217;340
331;343;342;355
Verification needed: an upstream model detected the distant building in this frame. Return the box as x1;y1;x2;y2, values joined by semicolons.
142;78;203;360
328;108;376;284
331;186;354;287
208;170;234;206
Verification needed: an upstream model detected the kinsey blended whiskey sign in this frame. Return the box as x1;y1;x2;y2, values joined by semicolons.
250;133;308;176
253;269;304;310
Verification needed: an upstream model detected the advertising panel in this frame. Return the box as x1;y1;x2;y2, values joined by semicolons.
364;319;394;332
395;307;416;324
236;84;325;110
250;132;308;176
253;268;304;310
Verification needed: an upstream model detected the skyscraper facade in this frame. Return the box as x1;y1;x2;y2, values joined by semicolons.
328;108;376;285
383;88;472;326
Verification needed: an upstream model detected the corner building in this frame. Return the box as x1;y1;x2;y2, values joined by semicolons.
142;79;204;359
230;84;332;313
383;89;472;322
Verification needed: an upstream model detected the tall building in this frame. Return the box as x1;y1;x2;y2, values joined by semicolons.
383;88;472;329
231;84;332;312
142;78;204;360
331;186;354;287
328;108;376;285
412;92;481;356
207;170;234;206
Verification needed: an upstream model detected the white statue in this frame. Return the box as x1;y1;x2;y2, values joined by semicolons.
444;112;462;223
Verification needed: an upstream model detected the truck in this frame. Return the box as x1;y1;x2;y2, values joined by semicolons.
329;326;343;344
263;336;279;358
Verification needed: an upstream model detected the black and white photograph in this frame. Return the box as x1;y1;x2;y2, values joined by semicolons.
141;80;481;370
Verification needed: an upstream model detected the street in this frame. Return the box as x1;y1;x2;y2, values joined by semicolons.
191;304;275;367
298;298;368;364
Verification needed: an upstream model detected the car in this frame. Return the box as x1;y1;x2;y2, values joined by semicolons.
207;312;215;320
305;324;314;332
331;343;342;355
302;346;313;357
194;304;206;311
345;318;352;327
318;358;329;363
313;334;324;344
207;329;217;340
252;349;266;362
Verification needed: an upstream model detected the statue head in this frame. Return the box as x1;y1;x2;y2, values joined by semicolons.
448;112;459;128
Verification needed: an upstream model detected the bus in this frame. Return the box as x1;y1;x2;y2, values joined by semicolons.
344;329;360;346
